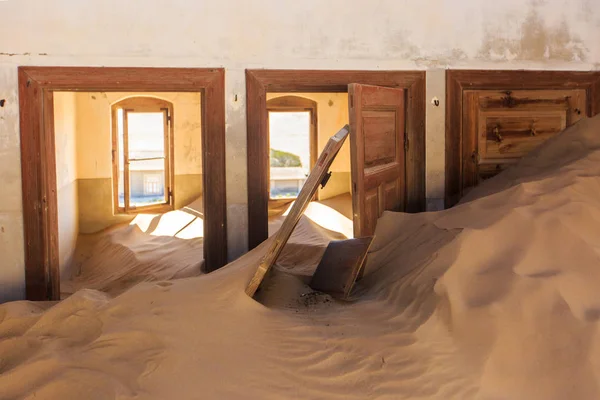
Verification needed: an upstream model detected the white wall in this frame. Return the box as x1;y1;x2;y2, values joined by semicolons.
53;92;79;279
0;0;599;301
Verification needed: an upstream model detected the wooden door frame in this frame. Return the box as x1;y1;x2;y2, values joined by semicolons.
446;69;600;208
246;69;426;250
18;66;227;301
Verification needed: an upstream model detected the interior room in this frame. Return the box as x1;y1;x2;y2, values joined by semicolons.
53;91;204;297
266;92;353;240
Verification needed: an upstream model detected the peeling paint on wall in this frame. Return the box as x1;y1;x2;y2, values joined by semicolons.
479;7;587;62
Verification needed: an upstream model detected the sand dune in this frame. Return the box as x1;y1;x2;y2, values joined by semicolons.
2;115;600;399
61;197;206;297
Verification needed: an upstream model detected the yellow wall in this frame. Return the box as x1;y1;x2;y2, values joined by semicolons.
76;92;203;179
54;92;79;278
52;91;203;235
267;92;351;200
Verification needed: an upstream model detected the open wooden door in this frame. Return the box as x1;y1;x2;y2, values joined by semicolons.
349;83;406;237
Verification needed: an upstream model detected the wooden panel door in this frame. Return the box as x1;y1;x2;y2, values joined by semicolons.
462;89;587;190
349;83;406;237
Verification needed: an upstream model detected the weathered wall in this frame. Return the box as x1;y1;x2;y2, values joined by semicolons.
426;70;446;211
1;0;599;301
53;92;79;279
267;93;351;200
74;92;202;233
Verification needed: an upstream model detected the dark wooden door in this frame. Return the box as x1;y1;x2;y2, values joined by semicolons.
348;83;406;237
462;89;587;190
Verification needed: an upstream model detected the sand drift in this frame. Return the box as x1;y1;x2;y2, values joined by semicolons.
2;116;600;399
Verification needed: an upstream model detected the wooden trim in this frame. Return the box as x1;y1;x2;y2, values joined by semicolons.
266;95;318;202
445;69;600;208
42;90;60;299
246;71;269;248
123;109;131;211
111;97;174;214
591;75;600;116
246;69;426;250
18;67;227;300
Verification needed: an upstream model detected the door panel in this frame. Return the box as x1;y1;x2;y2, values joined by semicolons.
462;89;587;188
363;111;398;167
349;83;405;237
383;180;401;211
478;110;567;160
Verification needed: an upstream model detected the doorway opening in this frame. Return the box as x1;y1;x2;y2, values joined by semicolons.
53;91;204;298
266;93;353;240
19;67;226;301
246;69;426;251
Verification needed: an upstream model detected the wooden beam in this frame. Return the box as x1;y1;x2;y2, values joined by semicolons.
19;69;46;300
203;69;228;271
42;89;60;300
19;67;221;91
246;70;269;250
249;69;425;92
405;76;426;213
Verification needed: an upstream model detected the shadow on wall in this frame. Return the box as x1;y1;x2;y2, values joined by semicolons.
0;285;26;304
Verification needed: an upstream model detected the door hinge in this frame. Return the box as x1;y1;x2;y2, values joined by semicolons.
168;188;173;199
350;95;354;108
404;136;409;151
320;171;332;189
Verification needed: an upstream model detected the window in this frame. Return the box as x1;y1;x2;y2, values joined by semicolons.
267;96;317;200
112;97;174;213
144;174;162;195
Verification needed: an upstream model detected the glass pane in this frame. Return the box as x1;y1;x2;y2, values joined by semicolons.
127;112;165;160
129;159;166;207
268;111;311;199
117;109;125;208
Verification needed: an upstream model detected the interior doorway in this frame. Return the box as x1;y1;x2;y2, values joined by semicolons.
52;91;205;298
266;93;354;240
18;67;226;301
246;70;426;250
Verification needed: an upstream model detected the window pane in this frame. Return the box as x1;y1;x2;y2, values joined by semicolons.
127;112;165;160
269;111;311;199
129;159;166;207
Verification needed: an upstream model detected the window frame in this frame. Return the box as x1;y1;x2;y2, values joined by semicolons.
111;96;175;214
266;95;318;205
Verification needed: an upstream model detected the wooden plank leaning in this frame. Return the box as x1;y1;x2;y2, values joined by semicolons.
245;125;350;297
